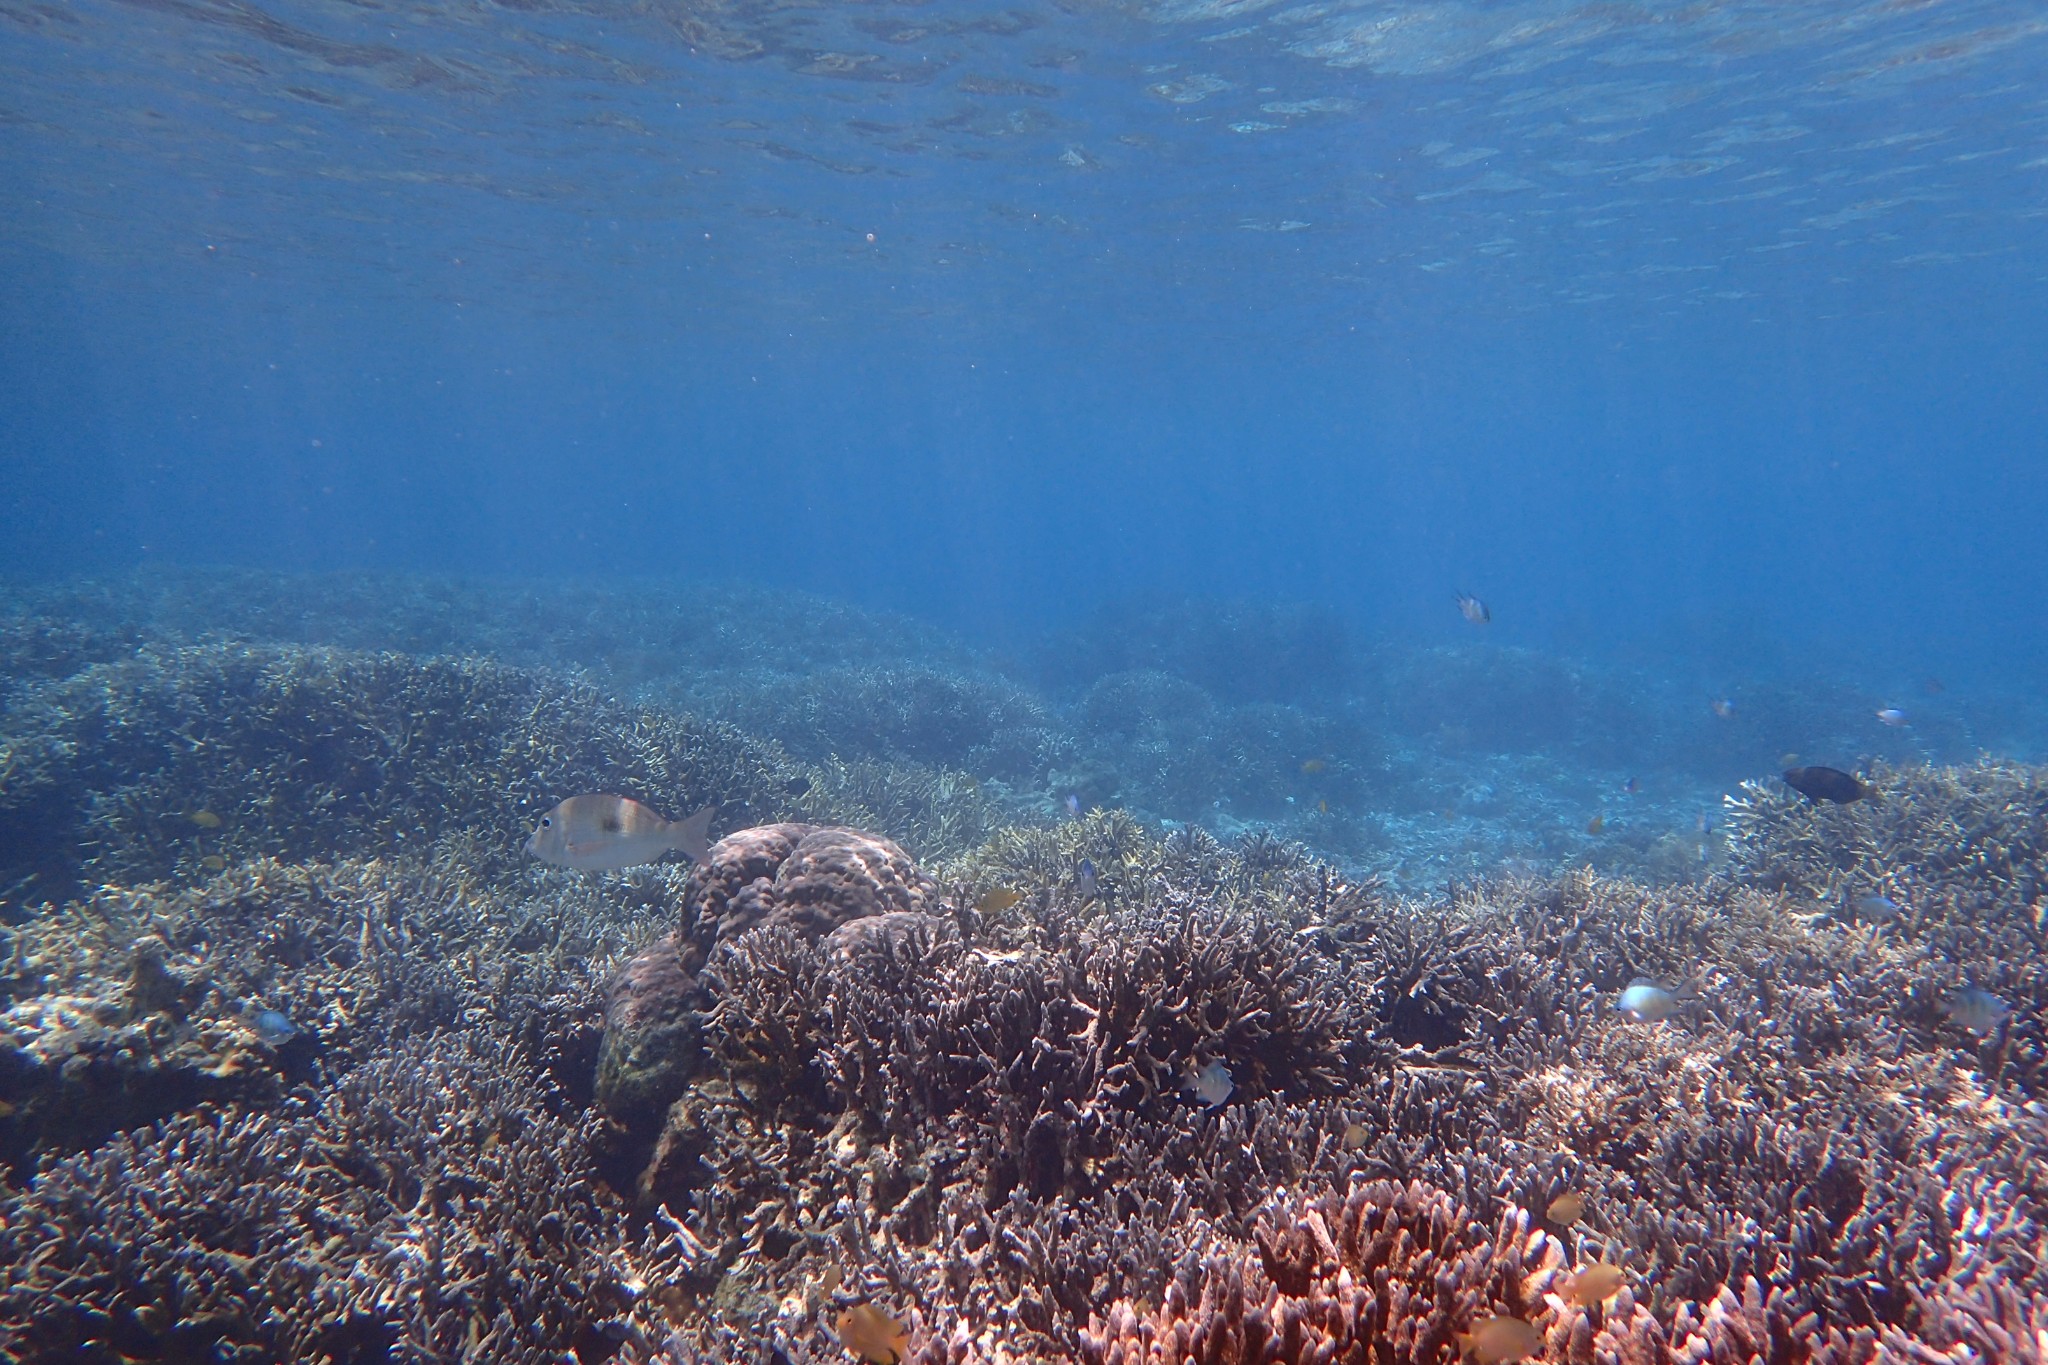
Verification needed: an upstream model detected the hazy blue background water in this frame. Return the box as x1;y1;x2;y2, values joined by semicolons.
5;0;2046;683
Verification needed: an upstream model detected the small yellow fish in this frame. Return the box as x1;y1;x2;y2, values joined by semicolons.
199;855;227;871
835;1303;908;1365
1711;699;1735;719
1300;758;1327;775
525;795;715;872
975;887;1021;914
1559;1262;1626;1308
1546;1192;1584;1226
1317;799;1328;814
1779;752;1800;769
1585;814;1604;835
1457;1314;1543;1363
188;810;223;829
1342;1121;1369;1149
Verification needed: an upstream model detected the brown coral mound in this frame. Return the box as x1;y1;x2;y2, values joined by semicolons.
683;823;940;950
595;823;945;1139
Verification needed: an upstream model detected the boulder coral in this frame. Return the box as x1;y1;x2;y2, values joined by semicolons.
594;823;945;1153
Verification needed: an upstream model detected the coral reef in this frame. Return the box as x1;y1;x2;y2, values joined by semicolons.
620;830;2047;1365
1036;597;1356;705
596;822;946;1170
4;573;2047;1365
699;665;1070;785
0;1029;696;1364
0;852;671;1170
0;639;821;906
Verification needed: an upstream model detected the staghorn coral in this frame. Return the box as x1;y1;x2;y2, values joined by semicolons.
1084;1181;1562;1365
1724;757;2048;931
0;638;827;905
699;664;1069;784
0;1029;696;1365
625;828;2048;1365
0;569;977;688
801;756;1032;865
1;852;671;1169
639;867;1380;1318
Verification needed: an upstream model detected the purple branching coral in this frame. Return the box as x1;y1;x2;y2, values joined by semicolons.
0;1030;695;1364
611;815;2048;1365
1;853;671;1169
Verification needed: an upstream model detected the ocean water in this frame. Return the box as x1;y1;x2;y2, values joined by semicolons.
5;2;2048;1363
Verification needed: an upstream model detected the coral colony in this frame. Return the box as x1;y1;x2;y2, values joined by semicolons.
2;572;2044;1363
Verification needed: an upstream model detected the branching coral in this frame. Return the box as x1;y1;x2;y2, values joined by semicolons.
1;852;670;1169
622;829;2048;1365
0;1030;694;1364
1724;758;2048;934
0;639;827;904
1084;1182;1562;1365
701;664;1069;784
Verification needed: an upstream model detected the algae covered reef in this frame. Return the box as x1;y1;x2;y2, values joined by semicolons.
1;571;2045;1364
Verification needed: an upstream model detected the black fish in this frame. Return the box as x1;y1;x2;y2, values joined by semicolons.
1783;765;1867;803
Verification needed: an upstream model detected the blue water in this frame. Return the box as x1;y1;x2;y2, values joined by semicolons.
5;0;2047;672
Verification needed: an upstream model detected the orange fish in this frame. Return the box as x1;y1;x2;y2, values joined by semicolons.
1546;1192;1584;1226
975;887;1021;914
1559;1262;1626;1307
1457;1315;1542;1363
525;795;715;871
1300;758;1327;775
1586;814;1604;835
836;1303;909;1365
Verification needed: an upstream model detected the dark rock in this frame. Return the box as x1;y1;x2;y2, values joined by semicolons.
593;932;709;1135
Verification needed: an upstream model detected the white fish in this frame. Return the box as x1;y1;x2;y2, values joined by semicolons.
1852;894;1901;922
526;795;715;871
1875;708;1908;727
1617;979;1679;1024
1948;988;2009;1037
1181;1060;1234;1109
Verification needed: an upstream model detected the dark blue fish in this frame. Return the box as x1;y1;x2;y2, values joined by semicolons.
1783;766;1868;804
1065;793;1082;817
1077;858;1099;899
